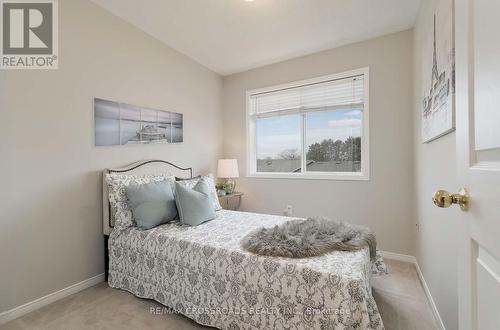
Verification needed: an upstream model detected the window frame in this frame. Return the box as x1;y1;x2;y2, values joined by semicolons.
246;67;370;181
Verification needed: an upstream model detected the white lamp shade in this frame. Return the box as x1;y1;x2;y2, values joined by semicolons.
217;159;239;178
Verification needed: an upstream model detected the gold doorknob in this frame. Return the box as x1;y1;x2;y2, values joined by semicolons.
432;188;469;211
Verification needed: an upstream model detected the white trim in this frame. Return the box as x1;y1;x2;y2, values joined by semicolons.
247;171;368;181
245;67;370;181
413;260;447;330
379;250;417;263
380;251;446;330
477;246;500;284
0;273;105;325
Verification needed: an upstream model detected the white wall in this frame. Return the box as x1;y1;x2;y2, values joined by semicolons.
412;0;458;328
222;31;415;255
0;0;222;312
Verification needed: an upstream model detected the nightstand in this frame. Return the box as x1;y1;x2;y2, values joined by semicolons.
218;192;243;210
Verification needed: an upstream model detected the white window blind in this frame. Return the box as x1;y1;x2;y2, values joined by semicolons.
246;68;370;180
250;75;364;117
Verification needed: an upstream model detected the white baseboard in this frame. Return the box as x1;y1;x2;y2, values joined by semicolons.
0;273;105;325
379;250;416;263
380;251;446;330
413;260;446;330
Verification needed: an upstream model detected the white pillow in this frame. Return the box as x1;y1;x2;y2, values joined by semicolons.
175;174;222;211
106;173;175;230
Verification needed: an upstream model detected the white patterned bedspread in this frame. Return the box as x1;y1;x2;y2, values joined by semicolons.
108;210;385;329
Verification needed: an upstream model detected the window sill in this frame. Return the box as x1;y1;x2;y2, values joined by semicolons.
247;172;369;181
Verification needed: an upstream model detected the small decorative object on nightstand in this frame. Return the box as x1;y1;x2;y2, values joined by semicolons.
217;159;239;194
218;192;244;211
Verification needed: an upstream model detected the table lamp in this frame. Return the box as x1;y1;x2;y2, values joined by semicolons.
217;159;239;194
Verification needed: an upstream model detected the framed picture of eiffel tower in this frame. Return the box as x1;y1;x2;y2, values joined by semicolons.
421;0;455;143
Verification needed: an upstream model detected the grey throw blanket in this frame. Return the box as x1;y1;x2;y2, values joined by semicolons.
241;217;377;260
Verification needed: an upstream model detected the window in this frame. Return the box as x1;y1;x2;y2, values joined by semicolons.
246;68;369;180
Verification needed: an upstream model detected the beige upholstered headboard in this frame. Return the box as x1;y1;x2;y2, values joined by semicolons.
102;160;192;235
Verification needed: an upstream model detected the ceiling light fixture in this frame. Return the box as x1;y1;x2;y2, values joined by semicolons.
244;0;255;2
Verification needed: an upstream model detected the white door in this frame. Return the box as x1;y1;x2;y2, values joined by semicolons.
453;0;500;329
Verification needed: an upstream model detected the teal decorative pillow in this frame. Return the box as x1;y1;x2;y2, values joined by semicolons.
175;174;222;211
106;173;175;230
126;181;177;230
175;178;216;226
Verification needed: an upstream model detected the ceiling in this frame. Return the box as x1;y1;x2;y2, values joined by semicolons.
92;0;421;76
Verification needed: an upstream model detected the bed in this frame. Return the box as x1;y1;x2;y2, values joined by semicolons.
103;160;386;330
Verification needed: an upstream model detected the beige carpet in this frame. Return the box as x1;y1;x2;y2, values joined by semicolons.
2;259;440;330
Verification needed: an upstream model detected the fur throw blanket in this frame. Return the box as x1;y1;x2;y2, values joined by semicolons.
241;217;377;260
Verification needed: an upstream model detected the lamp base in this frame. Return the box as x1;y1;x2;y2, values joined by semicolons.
223;178;236;194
